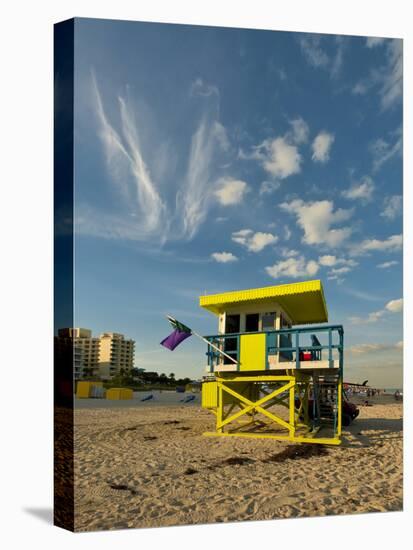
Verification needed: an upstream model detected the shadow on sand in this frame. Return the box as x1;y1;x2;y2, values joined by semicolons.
342;417;402;447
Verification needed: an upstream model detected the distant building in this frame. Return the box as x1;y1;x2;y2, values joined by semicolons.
97;332;135;380
57;328;135;380
57;328;100;379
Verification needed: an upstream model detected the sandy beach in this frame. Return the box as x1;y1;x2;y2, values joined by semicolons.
73;396;402;531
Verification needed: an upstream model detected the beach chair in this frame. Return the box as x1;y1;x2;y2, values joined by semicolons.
310;334;322;360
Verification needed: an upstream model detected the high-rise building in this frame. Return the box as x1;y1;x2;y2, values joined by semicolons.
57;328;100;379
57;328;136;380
98;332;135;380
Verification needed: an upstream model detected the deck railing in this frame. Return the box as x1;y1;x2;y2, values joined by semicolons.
204;324;344;372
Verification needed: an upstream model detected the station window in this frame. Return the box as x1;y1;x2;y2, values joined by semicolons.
262;312;276;331
245;313;260;332
223;314;240;364
225;314;240;334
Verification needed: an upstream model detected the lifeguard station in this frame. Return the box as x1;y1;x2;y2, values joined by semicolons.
200;280;344;445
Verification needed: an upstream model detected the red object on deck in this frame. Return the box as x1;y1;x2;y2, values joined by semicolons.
299;351;312;361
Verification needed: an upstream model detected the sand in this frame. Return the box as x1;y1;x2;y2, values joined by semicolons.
73;399;403;531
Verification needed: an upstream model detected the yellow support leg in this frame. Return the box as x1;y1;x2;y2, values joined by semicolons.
337;376;342;437
289;382;295;439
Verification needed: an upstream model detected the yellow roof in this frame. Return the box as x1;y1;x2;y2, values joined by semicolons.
199;280;328;325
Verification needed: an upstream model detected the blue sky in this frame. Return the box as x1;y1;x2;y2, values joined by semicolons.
73;18;403;387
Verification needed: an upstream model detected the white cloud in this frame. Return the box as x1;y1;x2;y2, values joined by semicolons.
211;252;238;263
306;260;320;276
342;176;374;202
349;311;384;325
240;118;307;183
280;199;353;248
351;234;402;255
370;128;402;172
232;229;278;252
377;260;398;269
349;297;403;324
280;248;299;258
214;178;249;206
318;255;357;268
385;298;403;313
289;117;309;144
266;256;319;279
318;255;337;267
381;195;402;220
312;132;335;163
299;35;329;68
232;229;252;242
261;137;302;178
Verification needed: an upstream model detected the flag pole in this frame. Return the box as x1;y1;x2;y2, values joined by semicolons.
165;315;238;365
190;330;238;365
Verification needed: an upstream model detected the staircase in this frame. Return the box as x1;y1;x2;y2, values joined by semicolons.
313;373;340;430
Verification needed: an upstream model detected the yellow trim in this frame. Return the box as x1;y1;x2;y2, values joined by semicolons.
203;373;342;445
199;280;328;324
337;377;342;437
203;432;342;445
217;379;294;432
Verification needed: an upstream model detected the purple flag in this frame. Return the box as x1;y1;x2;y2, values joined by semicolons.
160;328;191;351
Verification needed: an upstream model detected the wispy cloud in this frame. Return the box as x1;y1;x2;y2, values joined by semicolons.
86;72;236;243
299;34;346;78
342;287;383;302
349;298;403;324
348;341;402;354
299;35;329;68
190;77;219;97
177;116;230;239
377;260;399;269
288;117;309;144
352;39;402;111
381;195;402;220
91;71;167;240
342;176;375;203
370;127;402;172
350;234;402;256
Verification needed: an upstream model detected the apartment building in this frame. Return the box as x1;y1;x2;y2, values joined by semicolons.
57;328;136;380
57;328;101;379
98;332;135;380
